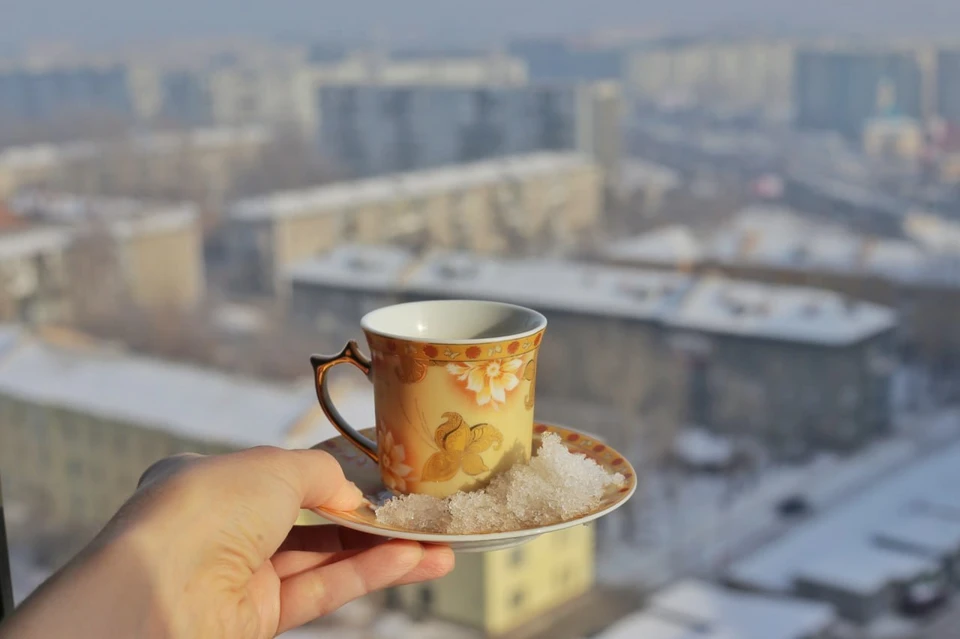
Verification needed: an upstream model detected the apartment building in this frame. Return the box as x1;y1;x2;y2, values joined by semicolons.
394;525;595;636
0;325;342;544
0;61;136;125
224;152;602;294
602;207;960;355
625;39;795;118
7;192;205;315
0;127;269;219
727;440;960;627
596;579;837;639
316;82;622;180
285;245;897;459
794;46;924;140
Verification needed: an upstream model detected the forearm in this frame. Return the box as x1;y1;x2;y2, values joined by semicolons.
0;532;168;638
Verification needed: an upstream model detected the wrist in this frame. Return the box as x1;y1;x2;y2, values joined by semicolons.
1;526;171;639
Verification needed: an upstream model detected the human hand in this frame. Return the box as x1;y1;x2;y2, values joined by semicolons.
0;447;455;639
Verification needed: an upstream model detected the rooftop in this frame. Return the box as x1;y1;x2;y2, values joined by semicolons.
0;126;269;169
287;246;897;346
727;440;960;594
874;513;960;556
671;276;896;346
228;152;597;222
619;159;682;194
596;612;735;639
405;251;691;324
604;207;960;287
793;544;937;595
286;244;416;293
9;191;199;238
0;326;340;448
649;579;836;639
605;226;701;266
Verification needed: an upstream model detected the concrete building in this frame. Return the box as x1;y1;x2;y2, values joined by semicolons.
151;48;526;136
602;207;960;355
224;152;602;294
8;191;205;315
0;61;136;124
726;440;960;627
625;39;795;118
862;116;925;163
316;82;622;179
936;49;960;126
597;578;836;639
794;47;924;140
508;37;624;82
873;515;960;585
312;49;527;88
286;245;897;458
0;325;341;542
394;525;594;636
0;127;270;217
646;579;837;639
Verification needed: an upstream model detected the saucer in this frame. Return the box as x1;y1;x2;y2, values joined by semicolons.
310;423;637;553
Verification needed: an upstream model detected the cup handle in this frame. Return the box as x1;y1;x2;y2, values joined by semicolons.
310;341;379;462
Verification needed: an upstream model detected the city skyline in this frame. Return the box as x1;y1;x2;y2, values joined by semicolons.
4;0;960;53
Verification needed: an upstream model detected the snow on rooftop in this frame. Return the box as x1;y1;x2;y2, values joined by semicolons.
874;513;960;555
672;429;734;468
650;580;836;639
604;226;701;266
727;440;960;594
627;206;960;287
228;152;596;222
405;250;691;322
903;210;960;255
0;225;71;261
9;191;198;237
669;277;896;346
289;247;897;345
595;611;735;639
0;327;336;448
793;544;936;595
619;159;682;194
0;126;268;170
286;244;416;292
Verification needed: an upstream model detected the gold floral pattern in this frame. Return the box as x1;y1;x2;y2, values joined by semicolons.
380;428;414;492
422;412;503;483
446;357;524;407
394;356;428;384
523;357;537;411
364;329;545;362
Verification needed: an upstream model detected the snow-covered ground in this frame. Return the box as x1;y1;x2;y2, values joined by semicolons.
597;404;960;591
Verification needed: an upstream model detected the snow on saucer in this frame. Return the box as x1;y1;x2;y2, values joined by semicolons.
375;432;626;534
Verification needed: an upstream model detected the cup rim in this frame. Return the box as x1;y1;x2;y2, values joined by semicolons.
360;299;547;345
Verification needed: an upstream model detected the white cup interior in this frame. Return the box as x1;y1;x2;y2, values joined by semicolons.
361;300;546;343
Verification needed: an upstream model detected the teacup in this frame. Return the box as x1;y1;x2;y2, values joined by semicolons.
311;300;547;498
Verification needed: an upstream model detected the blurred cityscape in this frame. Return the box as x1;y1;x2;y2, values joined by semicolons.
2;11;960;639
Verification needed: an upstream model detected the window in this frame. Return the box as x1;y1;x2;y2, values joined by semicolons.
509;548;525;566
510;589;525;609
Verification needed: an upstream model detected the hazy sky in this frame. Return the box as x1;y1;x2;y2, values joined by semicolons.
3;0;960;50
